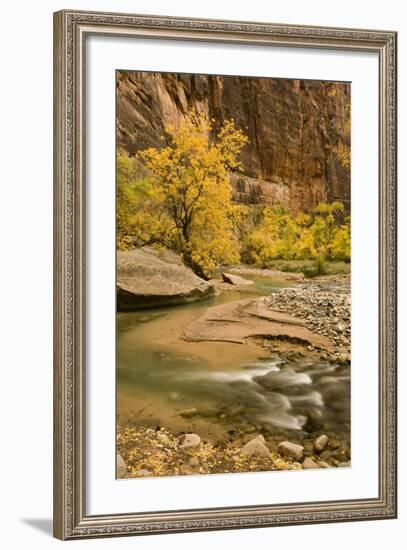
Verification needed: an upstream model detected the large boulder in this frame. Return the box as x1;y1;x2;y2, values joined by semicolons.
117;247;216;310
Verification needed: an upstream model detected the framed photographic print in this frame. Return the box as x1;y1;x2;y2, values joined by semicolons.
53;9;397;540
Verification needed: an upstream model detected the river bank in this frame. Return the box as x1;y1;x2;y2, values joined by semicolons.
117;424;350;478
117;268;351;479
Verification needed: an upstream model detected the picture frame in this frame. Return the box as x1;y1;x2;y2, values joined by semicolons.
53;9;397;540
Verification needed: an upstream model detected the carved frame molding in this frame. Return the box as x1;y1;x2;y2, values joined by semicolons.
53;10;397;540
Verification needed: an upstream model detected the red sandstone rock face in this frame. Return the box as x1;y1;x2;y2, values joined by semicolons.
116;71;350;214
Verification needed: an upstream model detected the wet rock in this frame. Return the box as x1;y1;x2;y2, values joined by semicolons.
177;433;201;449
278;441;304;460
241;435;272;458
302;457;319;469
336;452;350;463
116;454;127;477
329;439;341;449
314;435;329;452
221;273;254;286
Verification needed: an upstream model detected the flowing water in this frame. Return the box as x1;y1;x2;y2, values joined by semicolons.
117;275;350;446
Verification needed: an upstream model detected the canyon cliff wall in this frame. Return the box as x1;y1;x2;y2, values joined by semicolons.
117;71;350;214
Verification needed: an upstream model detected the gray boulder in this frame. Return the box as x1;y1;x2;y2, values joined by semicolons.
302;457;319;469
117;247;216;310
156;432;174;447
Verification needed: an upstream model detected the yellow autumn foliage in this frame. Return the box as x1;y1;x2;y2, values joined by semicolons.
118;111;248;277
244;201;350;266
117;110;350;275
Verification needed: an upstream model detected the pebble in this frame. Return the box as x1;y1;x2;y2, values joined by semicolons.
136;469;152;477
318;461;331;468
156;432;174;447
302;457;319;469
177;433;201;449
314;434;329;452
320;450;333;460
278;441;304;460
241;435;272;458
116;454;127;478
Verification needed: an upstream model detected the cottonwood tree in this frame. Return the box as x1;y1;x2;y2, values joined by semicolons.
136;111;248;277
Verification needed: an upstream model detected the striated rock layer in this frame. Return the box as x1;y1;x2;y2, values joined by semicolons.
117;71;350;214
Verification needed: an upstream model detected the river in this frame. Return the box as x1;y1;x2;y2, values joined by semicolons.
117;274;350;448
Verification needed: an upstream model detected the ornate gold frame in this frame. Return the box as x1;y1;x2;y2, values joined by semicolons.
53;9;397;540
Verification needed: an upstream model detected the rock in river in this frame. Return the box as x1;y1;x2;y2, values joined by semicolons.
117;247;216;310
221;272;254;286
